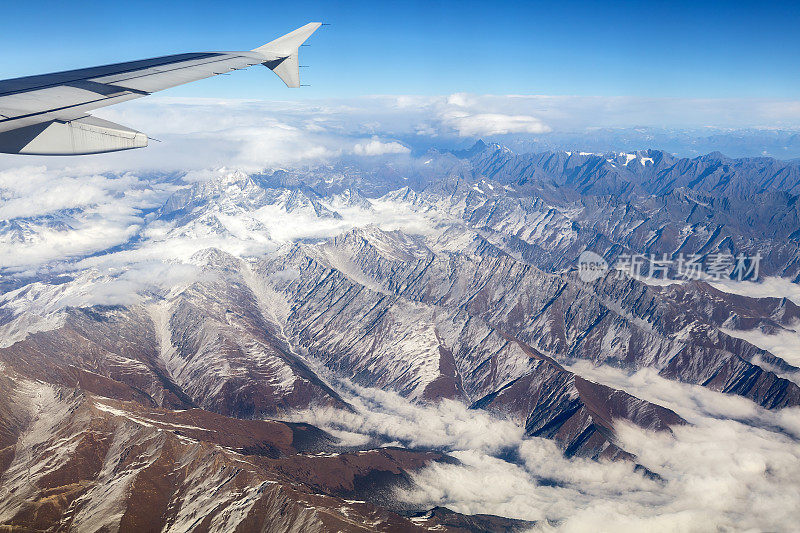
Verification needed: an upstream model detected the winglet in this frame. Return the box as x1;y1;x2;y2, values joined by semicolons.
253;22;322;88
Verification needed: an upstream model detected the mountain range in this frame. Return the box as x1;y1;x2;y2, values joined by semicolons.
1;142;799;531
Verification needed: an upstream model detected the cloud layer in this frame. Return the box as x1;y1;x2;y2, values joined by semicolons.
0;167;179;271
5;93;799;174
290;366;800;532
441;111;551;137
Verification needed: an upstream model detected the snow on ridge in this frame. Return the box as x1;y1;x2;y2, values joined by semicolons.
94;401;211;432
94;403;156;428
0;310;65;349
319;245;388;294
0;381;82;523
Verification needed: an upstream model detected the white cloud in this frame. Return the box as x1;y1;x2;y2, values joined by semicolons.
0;158;457;280
0;220;140;272
276;358;800;531
352;137;410;156
2;262;201;312
721;326;800;369
441;110;552;137
446;93;476;107
4;94;797;175
271;349;800;531
0;167;178;272
0;167;150;219
276;363;800;530
288;382;526;454
711;276;800;307
391;364;800;531
60;262;201;308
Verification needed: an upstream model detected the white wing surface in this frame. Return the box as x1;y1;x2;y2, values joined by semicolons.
0;22;322;155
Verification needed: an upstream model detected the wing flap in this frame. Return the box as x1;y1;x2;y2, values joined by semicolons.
0;115;147;155
0;92;142;134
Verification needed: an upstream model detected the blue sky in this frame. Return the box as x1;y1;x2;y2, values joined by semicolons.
1;0;798;100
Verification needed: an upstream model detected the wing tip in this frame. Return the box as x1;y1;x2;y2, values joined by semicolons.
255;22;324;88
253;22;323;56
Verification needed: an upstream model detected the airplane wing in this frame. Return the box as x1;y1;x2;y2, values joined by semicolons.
0;22;322;155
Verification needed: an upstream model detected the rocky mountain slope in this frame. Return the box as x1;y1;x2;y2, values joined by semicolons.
1;144;800;530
